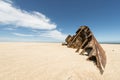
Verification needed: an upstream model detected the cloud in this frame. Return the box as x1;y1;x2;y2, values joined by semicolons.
3;27;16;30
0;0;56;30
39;30;67;40
0;0;67;41
12;30;67;41
13;33;34;37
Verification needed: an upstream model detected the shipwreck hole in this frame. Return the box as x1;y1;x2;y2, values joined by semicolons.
85;47;93;56
87;56;97;65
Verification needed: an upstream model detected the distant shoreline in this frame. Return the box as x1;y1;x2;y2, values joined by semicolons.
0;41;120;44
100;42;120;44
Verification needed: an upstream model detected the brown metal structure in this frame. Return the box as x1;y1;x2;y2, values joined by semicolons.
62;26;107;74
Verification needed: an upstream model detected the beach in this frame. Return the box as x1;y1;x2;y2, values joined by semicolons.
0;43;120;80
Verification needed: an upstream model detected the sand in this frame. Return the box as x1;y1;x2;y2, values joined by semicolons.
0;43;120;80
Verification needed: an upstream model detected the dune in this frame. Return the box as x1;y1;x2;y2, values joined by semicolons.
0;43;120;80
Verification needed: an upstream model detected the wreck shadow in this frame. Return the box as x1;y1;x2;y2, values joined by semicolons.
85;48;97;65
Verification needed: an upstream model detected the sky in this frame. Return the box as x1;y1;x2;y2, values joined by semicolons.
0;0;120;42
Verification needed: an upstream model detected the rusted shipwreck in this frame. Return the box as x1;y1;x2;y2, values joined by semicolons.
62;26;106;74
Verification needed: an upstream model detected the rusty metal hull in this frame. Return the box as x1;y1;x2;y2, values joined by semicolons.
62;26;107;74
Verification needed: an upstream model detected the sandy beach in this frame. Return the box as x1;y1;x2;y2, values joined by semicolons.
0;43;120;80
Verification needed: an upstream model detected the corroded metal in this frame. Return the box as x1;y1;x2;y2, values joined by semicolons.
62;26;107;74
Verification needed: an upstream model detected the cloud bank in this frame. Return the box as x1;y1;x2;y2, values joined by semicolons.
13;33;34;37
0;0;66;41
0;0;56;30
39;30;67;40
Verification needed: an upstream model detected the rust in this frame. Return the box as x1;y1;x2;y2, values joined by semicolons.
62;26;107;74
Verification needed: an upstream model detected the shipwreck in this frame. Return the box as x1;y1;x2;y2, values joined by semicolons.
62;26;107;74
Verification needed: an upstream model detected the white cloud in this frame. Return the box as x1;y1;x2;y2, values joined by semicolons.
12;30;67;41
13;33;34;37
0;0;56;30
40;30;67;40
3;27;16;30
0;0;67;41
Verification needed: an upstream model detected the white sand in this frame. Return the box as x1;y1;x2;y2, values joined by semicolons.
0;43;120;80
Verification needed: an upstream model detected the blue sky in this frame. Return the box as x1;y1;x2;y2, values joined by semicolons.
0;0;120;42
